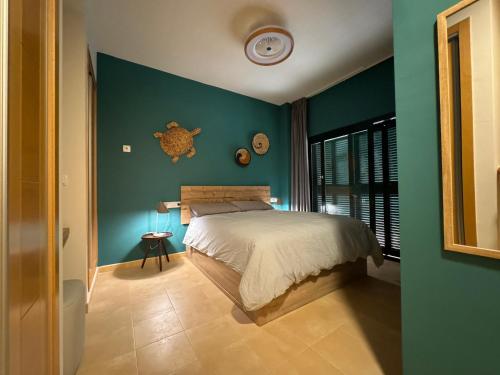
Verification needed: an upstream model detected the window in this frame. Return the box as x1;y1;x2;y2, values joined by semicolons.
309;115;400;259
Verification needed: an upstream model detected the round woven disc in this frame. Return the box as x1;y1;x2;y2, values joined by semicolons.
235;148;251;167
252;133;270;155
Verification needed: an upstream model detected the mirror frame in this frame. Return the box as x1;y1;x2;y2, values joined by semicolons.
437;0;500;259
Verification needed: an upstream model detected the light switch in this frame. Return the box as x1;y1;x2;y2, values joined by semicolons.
62;174;69;187
123;145;131;153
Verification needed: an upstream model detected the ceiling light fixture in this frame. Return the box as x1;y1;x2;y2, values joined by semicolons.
245;26;294;66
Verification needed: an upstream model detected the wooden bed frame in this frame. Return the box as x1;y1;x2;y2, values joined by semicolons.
187;246;366;325
181;185;368;325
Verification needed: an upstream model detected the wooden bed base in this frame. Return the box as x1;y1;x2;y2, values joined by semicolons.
186;246;367;326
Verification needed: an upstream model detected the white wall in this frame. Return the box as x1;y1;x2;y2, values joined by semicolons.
62;0;89;284
492;0;500;248
449;0;498;249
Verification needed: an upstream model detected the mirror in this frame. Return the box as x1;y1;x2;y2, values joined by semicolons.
437;0;500;259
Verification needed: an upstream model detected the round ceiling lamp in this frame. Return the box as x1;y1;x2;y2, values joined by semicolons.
245;26;294;66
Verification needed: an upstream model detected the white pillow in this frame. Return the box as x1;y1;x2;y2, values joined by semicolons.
190;202;240;217
230;200;273;211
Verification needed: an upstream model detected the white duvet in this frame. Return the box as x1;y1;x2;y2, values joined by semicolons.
183;210;383;311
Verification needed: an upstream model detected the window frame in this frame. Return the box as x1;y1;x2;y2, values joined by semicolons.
308;113;399;260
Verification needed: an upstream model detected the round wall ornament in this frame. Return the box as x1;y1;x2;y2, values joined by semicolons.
235;148;251;167
252;133;270;155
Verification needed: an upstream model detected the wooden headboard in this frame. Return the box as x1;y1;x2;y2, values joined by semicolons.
180;186;270;224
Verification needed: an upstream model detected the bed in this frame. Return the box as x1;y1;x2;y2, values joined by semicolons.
181;185;383;325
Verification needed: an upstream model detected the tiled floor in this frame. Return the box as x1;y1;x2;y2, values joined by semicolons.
77;256;401;375
367;257;400;286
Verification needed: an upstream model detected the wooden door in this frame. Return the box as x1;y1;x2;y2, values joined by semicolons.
88;51;98;289
7;0;59;374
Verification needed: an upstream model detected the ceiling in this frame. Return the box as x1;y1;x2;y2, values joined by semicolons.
87;0;393;105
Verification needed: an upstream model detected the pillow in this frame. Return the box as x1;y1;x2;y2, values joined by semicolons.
190;202;240;217
230;200;273;211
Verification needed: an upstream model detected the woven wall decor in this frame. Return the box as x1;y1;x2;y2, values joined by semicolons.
154;121;201;163
252;133;270;155
235;148;251;167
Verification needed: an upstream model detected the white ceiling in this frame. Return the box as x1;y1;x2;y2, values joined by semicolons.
87;0;393;105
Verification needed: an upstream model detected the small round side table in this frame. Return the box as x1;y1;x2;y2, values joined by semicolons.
140;232;172;271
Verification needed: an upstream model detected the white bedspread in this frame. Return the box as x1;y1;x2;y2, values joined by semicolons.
183;210;383;311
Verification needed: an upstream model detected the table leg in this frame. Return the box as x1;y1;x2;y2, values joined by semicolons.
158;240;163;271
141;244;151;268
160;239;170;262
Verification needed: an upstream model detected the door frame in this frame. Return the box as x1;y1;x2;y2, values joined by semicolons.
47;1;60;372
0;0;8;373
4;0;60;373
87;48;98;294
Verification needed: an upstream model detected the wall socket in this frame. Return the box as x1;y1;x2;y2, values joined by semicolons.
122;145;131;153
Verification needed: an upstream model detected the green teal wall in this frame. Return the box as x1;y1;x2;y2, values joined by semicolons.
308;58;395;136
393;1;500;374
97;53;290;266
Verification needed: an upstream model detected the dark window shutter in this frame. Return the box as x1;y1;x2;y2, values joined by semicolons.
308;115;399;259
388;126;398;182
310;142;323;212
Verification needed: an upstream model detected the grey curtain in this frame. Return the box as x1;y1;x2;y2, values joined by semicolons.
290;98;311;212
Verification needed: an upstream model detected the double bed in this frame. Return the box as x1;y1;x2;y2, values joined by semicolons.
181;186;383;325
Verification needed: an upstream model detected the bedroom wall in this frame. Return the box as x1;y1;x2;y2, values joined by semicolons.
393;0;500;373
308;57;395;137
97;53;290;266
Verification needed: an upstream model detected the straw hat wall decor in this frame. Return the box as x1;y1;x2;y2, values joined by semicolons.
235;148;251;167
252;133;269;155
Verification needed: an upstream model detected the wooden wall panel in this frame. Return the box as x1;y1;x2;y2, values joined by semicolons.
180;185;270;224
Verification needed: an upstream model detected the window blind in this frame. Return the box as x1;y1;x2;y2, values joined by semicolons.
309;115;399;259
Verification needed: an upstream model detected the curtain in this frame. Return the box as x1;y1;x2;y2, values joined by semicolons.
290;98;311;211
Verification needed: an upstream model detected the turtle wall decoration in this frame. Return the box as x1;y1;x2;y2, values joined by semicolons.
154;121;201;163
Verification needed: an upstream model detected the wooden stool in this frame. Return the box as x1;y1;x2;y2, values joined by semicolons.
140;232;172;271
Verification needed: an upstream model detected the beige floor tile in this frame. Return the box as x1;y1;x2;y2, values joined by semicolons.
331;277;401;309
243;328;308;370
262;321;309;351
170;360;205;375
312;325;399;375
77;351;137;375
198;282;225;298
210;294;237;315
225;307;261;337
175;301;221;330
131;294;174;323
92;280;131;298
340;314;401;348
83;325;135;366
197;340;270;375
185;315;244;358
88;290;131;313
326;280;401;332
81;257;401;375
269;297;350;346
270;348;343;375
167;286;210;311
86;305;132;340
133;309;184;348
130;283;168;300
136;332;198;375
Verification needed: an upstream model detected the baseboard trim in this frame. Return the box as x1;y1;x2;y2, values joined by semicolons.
86;267;98;307
98;251;186;273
